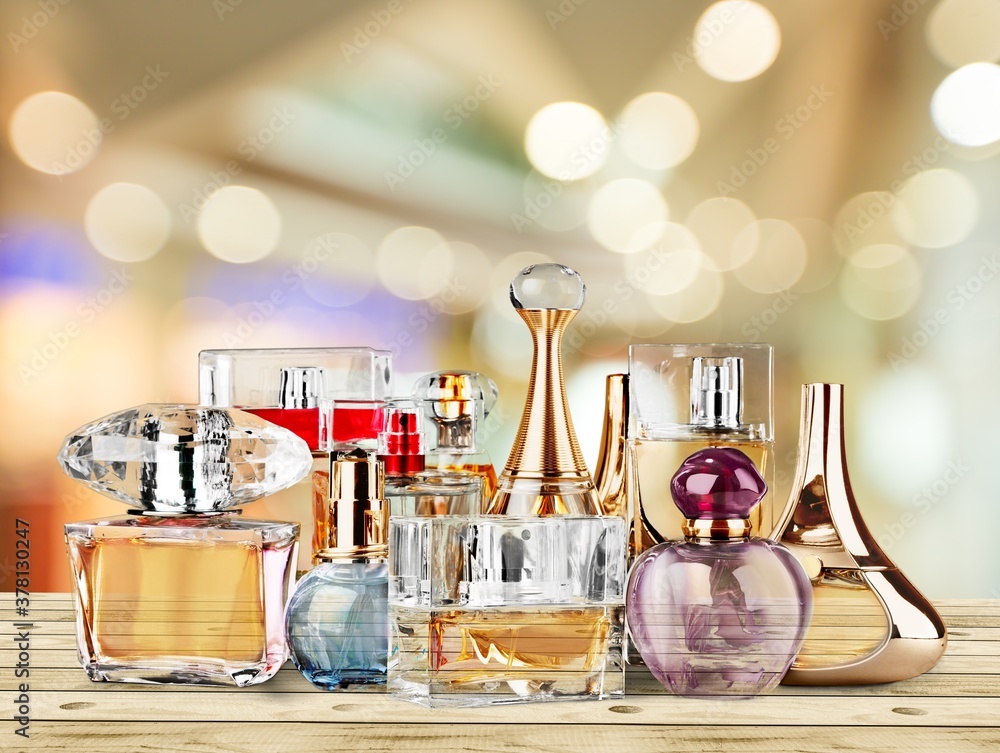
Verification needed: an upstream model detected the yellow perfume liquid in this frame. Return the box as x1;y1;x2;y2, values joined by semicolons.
630;437;774;555
393;606;624;699
792;569;890;668
66;515;297;685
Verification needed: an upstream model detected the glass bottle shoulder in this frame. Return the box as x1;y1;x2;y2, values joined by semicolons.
64;513;299;544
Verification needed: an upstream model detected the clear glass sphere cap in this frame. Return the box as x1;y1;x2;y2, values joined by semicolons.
510;263;586;311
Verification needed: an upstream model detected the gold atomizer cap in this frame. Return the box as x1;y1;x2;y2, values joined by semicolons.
316;449;388;561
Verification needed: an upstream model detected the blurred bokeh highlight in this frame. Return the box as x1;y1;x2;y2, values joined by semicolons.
1;0;997;596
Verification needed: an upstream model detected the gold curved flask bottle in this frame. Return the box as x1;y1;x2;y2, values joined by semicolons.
775;383;946;685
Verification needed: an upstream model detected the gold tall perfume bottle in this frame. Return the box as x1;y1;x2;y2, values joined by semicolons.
628;344;774;558
775;383;947;685
488;263;600;515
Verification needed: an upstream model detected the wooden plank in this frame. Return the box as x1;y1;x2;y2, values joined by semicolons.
4;667;999;697
6;665;999;696
0;723;998;753
17;689;1000;726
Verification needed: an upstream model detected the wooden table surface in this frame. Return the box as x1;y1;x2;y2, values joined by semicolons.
2;593;999;752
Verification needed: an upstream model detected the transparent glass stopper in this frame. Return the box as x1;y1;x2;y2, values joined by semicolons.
509;264;586;311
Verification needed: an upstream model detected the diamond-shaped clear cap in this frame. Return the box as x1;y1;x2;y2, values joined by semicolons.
57;403;313;513
509;263;586;311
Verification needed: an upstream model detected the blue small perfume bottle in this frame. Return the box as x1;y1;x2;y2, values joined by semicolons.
285;450;389;689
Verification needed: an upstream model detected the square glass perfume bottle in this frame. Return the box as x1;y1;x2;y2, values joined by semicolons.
58;404;312;686
388;515;625;707
199;347;392;574
629;344;774;558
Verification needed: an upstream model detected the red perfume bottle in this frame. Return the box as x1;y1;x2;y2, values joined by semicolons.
199;348;392;575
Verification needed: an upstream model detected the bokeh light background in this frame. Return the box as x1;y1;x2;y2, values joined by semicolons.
1;0;997;596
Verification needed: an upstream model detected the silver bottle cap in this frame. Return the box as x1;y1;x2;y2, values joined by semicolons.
690;356;743;429
278;366;322;409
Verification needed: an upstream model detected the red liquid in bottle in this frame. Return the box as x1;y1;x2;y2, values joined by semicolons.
246;403;385;451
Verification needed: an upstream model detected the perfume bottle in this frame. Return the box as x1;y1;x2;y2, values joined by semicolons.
286;449;390;689
629;344;774;556
626;447;813;698
377;399;483;516
199;347;392;575
775;383;946;685
58;404;311;686
389;515;626;706
412;370;499;498
594;373;630;522
488;264;600;515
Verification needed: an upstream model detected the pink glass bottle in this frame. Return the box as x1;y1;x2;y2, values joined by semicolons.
626;447;813;698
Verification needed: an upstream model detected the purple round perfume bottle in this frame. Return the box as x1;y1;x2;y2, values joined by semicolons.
626;447;813;698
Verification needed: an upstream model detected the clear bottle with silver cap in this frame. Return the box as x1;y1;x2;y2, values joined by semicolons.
285;449;391;689
628;344;775;558
198;347;392;575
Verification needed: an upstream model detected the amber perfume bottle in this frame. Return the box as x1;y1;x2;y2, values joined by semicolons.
775;383;946;685
199;347;392;575
389;515;626;706
629;344;774;557
488;264;600;515
376;399;483;517
412;370;499;498
58;404;311;686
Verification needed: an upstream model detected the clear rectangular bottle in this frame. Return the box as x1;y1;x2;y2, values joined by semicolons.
629;344;775;557
388;515;625;707
199;347;392;575
66;514;297;685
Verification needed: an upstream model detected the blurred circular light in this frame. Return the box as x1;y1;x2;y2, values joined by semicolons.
9;91;102;175
376;226;453;300
926;0;1000;69
694;1;781;82
931;62;1000;146
300;233;375;307
525;102;611;181
833;191;904;256
839;244;922;320
619;92;699;169
472;308;534;379
790;218;841;292
646;255;724;323
197;186;281;263
438;242;493;314
686;197;757;270
733;219;807;293
624;223;702;295
85;183;171;262
890;168;979;248
587;179;669;253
